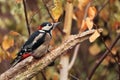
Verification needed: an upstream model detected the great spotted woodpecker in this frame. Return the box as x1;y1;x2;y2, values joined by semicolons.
11;22;60;67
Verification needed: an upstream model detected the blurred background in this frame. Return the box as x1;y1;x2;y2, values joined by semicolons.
0;0;120;80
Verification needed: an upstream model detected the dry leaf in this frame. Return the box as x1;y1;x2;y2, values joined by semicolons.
89;43;101;56
80;17;94;32
111;47;118;55
80;20;87;32
9;30;20;36
10;49;18;58
89;30;100;42
112;21;120;33
117;29;120;33
0;47;4;57
76;0;90;29
72;13;77;20
0;57;1;63
51;0;63;21
86;17;93;30
102;56;111;66
2;36;14;50
88;6;97;20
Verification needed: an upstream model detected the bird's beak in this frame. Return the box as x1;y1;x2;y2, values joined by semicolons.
53;22;61;29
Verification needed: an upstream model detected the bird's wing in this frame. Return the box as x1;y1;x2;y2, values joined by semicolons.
20;30;46;53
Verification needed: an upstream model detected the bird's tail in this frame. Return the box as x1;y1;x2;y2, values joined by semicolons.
10;55;22;67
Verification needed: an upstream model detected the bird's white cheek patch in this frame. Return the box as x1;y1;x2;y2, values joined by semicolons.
42;24;52;30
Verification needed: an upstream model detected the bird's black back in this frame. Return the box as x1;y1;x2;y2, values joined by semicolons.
18;30;46;55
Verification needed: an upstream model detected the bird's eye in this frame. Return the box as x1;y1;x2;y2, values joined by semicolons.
40;22;52;28
48;23;52;26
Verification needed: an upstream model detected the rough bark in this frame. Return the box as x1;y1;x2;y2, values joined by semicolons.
0;29;103;80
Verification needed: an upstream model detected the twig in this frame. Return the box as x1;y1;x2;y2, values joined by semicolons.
83;0;93;20
42;0;55;22
23;0;31;36
99;33;119;65
41;70;47;80
87;33;120;80
0;29;103;80
94;0;117;64
29;9;41;25
93;0;117;65
68;44;80;70
69;73;79;80
79;0;93;32
95;24;119;66
96;0;109;16
87;0;118;79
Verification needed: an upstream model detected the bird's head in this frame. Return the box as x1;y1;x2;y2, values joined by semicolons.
37;22;61;31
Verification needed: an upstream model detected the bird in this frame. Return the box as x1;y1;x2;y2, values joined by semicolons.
11;22;60;67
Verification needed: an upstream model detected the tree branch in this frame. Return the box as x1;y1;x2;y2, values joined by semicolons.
0;29;103;80
23;0;31;36
87;33;120;80
42;0;55;22
83;0;93;20
96;0;109;16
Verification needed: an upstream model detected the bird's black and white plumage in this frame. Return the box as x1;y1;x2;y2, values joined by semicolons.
11;22;60;67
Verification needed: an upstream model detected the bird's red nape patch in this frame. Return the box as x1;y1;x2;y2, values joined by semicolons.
22;53;31;59
37;26;42;30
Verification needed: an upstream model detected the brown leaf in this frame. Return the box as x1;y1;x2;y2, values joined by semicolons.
89;43;101;56
9;31;20;36
102;56;111;66
112;21;120;32
86;17;93;30
10;49;18;59
2;36;14;50
89;30;100;42
0;47;4;57
0;57;1;63
80;20;87;32
80;17;94;32
88;6;97;20
76;0;90;29
51;0;63;21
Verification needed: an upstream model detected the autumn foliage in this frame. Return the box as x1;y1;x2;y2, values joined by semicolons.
0;0;120;80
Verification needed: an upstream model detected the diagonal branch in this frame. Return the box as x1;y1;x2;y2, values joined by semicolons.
42;0;55;22
0;29;103;80
87;33;120;80
96;0;109;17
